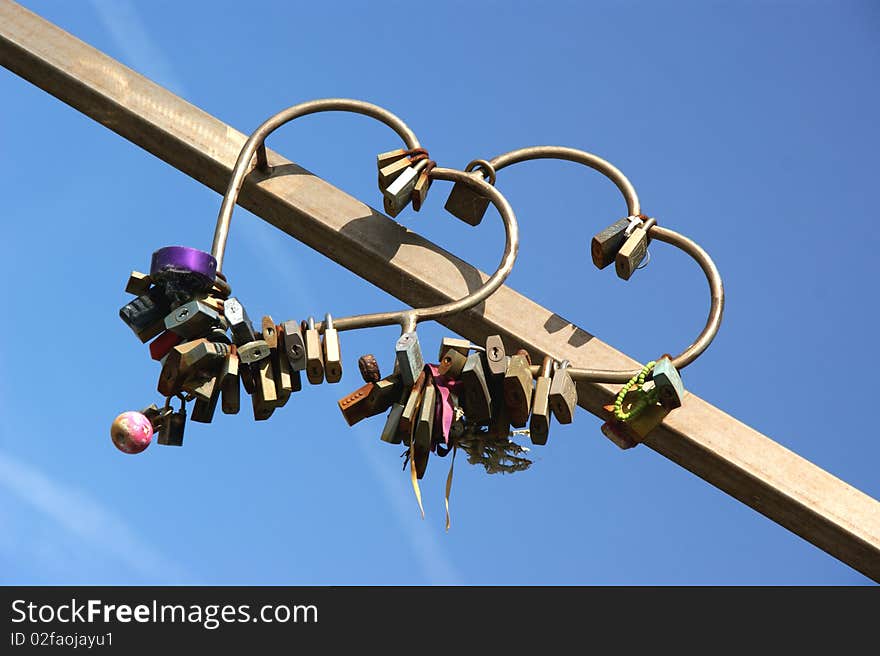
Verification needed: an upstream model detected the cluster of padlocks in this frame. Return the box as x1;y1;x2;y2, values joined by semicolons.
110;98;723;524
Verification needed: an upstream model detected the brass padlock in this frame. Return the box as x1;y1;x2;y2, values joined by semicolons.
529;356;553;445
548;359;577;424
503;350;533;428
484;334;508;378
125;271;152;296
322;313;342;383
443;160;495;226
410;167;432;212
378;155;412;189
438;348;467;379
302;317;325;385
615;217;652;280
591;217;633;270
191;375;222;423
398;370;426;444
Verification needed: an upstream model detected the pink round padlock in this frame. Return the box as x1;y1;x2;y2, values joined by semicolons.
110;411;153;454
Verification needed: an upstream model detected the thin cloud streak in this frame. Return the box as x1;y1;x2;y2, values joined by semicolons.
0;450;188;583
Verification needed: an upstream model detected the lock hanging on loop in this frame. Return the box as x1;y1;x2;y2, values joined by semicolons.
477;145;724;386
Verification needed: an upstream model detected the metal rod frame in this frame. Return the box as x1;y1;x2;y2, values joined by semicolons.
1;0;877;580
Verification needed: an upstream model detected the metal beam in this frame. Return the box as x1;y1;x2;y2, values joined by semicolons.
1;0;878;580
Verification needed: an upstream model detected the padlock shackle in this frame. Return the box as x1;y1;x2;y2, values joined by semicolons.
321;166;520;334
212;98;422;272
488;146;641;217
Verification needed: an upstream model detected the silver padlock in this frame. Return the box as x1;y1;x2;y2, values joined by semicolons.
237;339;271;364
281;320;307;371
548;359;578;424
223;297;257;346
438;348;468;379
484;334;508;378
383;158;429;217
164;299;221;338
322;313;342;383
395;331;424;388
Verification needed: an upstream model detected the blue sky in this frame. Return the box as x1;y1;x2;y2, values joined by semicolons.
0;0;877;585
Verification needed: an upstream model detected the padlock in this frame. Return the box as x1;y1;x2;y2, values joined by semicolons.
223;297;257;346
651;356;685;410
437;337;472;360
206;327;232;345
261;316;278;350
377;148;409;171
281;320;306;371
322;313;342;383
395;331;424;387
398;370;426;444
548;359;578;424
413;381;436;479
410;167;432;212
271;324;296;399
191;375;222;423
337;374;402;426
158;338;223;397
239;361;256;395
157;398;186;447
254;355;278;404
164;299;221;338
591;217;634;270
459;353;492;424
383;158;428;217
529;356;553;445
378;155;413;189
601;395;669;449
357;354;381;383
443;161;493;226
149;330;183;361
503;350;533;428
302;317;325;385
119;286;172;343
150;245;217;303
438;348;467;379
193;293;227;317
125;271;152;296
380;401;405;444
237;339;270;364
183;372;218;403
486;380;510;441
484;334;508;378
251;382;276;421
615;218;650;280
221;349;240;415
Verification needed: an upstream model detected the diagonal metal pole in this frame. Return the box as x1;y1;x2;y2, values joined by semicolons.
1;0;878;580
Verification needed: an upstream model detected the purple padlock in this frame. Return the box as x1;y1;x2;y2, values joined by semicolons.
150;246;217;298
